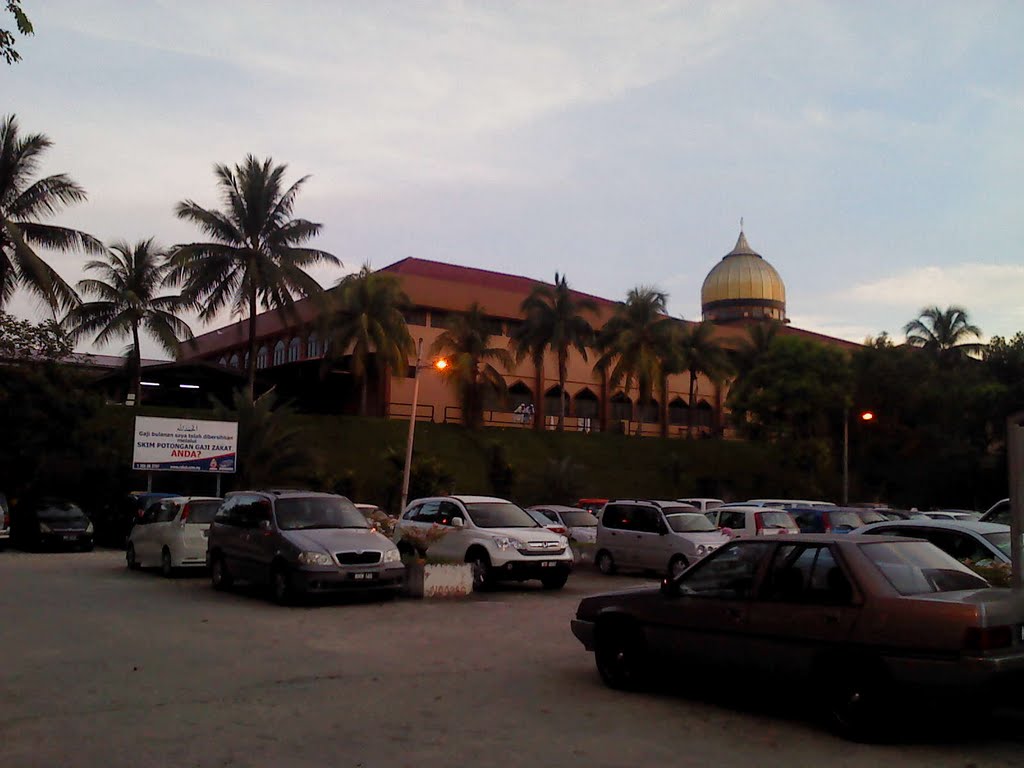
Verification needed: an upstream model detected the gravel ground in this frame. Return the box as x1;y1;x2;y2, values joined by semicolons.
1;549;1023;768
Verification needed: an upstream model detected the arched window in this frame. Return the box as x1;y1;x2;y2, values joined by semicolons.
668;397;689;425
307;333;320;358
695;400;714;429
288;337;301;362
638;397;659;424
273;340;286;366
228;353;240;369
573;388;599;420
256;345;269;369
610;392;632;422
508;381;532;411
544;385;567;420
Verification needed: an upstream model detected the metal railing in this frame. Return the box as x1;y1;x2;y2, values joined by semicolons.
387;401;435;422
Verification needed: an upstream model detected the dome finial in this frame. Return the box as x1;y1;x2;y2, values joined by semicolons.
740;216;744;233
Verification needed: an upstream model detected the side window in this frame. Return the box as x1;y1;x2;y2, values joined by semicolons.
764;544;853;604
633;507;662;534
795;512;822;533
157;501;179;523
414;501;441;524
538;509;558;523
402;503;421;521
436;501;461;526
140;503;161;525
602;504;633;531
679;542;773;599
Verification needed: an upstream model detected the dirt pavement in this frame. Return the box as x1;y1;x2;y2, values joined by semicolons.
1;550;1023;768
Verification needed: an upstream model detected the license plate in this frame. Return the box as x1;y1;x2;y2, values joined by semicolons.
352;572;376;580
62;535;77;541
540;561;556;568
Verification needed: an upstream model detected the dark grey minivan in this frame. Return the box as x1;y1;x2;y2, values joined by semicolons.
206;490;405;603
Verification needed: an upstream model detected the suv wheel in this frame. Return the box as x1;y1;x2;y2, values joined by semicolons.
468;552;493;591
595;620;647;690
160;548;174;578
126;544;139;571
596;550;616;575
210;554;233;591
271;564;295;605
668;555;688;579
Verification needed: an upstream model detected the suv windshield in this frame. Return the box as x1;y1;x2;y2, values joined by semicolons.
465;502;538;529
275;497;368;531
861;541;990;595
857;510;888;525
185;500;221;524
667;513;716;533
560;511;597;527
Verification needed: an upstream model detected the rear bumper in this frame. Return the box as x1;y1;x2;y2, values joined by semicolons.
886;650;1024;699
38;532;92;548
292;564;406;593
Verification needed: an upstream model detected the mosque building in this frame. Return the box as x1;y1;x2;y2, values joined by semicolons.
177;230;854;435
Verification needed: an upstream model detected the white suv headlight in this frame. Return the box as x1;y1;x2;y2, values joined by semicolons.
297;551;333;566
493;537;514;551
383;549;401;563
512;539;530;552
557;535;569;548
697;545;707;556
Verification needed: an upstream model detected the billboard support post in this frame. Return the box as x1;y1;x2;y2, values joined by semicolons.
147;473;153;493
1009;411;1024;590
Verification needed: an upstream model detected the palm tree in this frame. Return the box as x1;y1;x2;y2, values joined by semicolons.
430;303;514;429
903;305;983;364
323;263;414;415
677;320;732;437
0;114;102;313
510;273;596;431
168;155;340;400
65;239;193;401
594;287;676;430
731;320;782;378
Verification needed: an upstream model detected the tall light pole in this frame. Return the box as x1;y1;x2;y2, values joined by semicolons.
400;339;447;514
843;409;874;505
1007;411;1024;589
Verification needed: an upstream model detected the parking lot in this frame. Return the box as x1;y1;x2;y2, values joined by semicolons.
3;550;1024;768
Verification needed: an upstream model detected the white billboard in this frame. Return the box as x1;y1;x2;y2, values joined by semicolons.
132;416;238;473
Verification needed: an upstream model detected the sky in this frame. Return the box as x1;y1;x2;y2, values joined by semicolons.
3;1;1023;358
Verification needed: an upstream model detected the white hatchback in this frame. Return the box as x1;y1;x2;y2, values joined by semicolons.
708;505;799;537
127;496;222;576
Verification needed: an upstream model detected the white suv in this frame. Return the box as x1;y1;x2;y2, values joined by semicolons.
394;495;573;590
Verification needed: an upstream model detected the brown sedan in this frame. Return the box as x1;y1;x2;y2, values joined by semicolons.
570;534;1024;740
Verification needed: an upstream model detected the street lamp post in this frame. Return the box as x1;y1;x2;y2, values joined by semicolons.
842;408;874;505
400;339;447;514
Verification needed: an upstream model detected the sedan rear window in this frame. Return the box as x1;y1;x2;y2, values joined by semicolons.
758;511;798;530
185;501;221;524
559;511;597;527
983;532;1011;559
860;541;990;595
827;511;864;531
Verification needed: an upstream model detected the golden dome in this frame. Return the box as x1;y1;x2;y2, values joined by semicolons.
701;231;786;323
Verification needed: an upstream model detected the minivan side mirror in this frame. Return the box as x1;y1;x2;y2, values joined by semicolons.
451;516;465;528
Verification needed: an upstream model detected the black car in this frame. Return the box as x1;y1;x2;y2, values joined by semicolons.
93;492;176;547
12;499;94;551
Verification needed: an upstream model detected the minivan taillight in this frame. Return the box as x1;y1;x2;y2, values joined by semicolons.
754;513;764;533
180;504;191;524
964;626;1013;652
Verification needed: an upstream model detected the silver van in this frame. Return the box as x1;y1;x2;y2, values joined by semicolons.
595;499;730;578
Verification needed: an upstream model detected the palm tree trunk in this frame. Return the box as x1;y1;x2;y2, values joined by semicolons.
557;350;567;432
360;375;368;416
686;369;697;438
533;359;544;432
131;322;142;405
658;373;669;439
246;285;258;402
